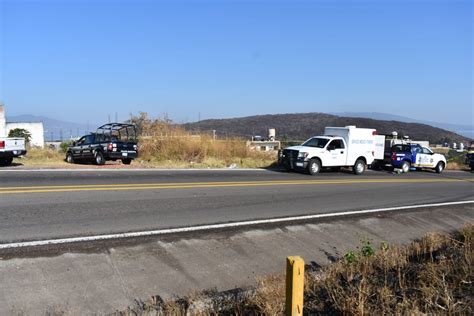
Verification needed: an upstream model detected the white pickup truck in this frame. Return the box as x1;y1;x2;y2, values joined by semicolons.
279;126;385;175
0;137;27;166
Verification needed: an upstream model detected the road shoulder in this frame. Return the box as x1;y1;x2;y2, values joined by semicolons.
0;204;472;315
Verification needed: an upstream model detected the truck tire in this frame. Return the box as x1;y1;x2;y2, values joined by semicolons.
66;152;74;164
308;159;321;175
5;157;13;166
353;159;366;175
122;158;132;165
435;162;445;174
0;157;13;166
401;161;410;173
94;151;106;165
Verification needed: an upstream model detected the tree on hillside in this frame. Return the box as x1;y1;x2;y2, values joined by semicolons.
8;128;32;145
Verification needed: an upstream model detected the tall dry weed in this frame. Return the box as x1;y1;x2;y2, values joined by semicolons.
305;225;473;315
131;112;275;167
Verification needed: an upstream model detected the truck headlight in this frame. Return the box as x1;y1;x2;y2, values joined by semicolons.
298;152;309;159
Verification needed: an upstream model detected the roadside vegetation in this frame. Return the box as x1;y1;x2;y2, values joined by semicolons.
445;150;470;170
116;225;473;315
14;113;276;169
9;113;470;170
130;112;276;168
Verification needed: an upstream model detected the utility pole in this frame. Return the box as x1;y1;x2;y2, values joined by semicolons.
108;114;111;123
212;130;216;140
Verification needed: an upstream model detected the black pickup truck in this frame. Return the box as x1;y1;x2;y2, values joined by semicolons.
66;123;138;165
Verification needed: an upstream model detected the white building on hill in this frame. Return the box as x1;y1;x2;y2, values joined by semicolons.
0;104;45;148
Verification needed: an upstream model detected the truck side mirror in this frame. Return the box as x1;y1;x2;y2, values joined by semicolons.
327;145;335;151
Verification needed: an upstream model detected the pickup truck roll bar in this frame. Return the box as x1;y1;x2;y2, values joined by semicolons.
95;123;137;142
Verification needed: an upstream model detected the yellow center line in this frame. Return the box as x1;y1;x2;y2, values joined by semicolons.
0;178;471;194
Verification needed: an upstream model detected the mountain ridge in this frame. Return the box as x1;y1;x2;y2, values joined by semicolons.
183;112;471;145
331;112;473;138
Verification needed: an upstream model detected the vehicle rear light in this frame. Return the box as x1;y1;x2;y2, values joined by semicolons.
0;141;4;149
391;152;396;161
107;143;113;151
372;130;378;135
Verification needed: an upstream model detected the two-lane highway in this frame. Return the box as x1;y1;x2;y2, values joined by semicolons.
0;168;473;244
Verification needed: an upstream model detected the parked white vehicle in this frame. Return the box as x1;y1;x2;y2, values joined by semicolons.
0;137;27;166
279;126;385;175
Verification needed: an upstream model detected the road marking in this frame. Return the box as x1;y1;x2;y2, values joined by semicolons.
0;178;472;194
0;200;472;250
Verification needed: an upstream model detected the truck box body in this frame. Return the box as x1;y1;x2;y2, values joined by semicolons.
323;126;385;165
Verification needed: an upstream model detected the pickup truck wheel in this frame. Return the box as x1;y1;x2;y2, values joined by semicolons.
435;162;445;174
66;153;74;164
122;158;132;165
308;159;321;175
0;157;13;166
401;161;410;173
5;157;13;166
94;151;106;165
353;159;366;175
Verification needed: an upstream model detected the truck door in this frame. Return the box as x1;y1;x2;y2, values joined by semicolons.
418;146;436;167
325;139;346;166
81;135;95;158
72;137;85;158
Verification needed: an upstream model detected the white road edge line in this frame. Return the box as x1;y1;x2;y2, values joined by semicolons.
1;200;473;250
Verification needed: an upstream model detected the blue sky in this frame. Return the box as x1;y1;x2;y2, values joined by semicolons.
1;0;472;125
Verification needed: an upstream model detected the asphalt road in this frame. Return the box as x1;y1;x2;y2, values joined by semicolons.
0;168;473;243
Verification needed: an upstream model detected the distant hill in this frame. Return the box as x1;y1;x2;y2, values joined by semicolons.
7;115;97;141
183;112;472;145
332;112;474;139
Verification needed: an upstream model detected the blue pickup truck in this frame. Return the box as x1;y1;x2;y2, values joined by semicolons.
391;143;446;173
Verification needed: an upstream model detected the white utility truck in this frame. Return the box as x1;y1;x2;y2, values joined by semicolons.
278;126;385;175
0;137;27;166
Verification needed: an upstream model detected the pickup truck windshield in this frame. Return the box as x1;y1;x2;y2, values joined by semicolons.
302;137;329;148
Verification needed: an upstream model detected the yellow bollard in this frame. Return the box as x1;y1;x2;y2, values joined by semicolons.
285;256;305;316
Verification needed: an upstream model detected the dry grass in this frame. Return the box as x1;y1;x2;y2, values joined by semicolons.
117;225;473;315
11;114;277;169
446;161;468;170
16;148;69;168
303;226;473;314
135;116;276;169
